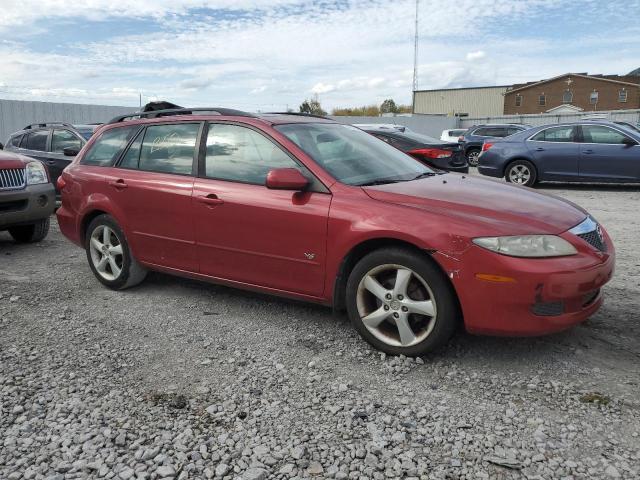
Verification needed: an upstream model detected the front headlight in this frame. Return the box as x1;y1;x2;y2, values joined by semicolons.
25;161;48;185
473;235;577;257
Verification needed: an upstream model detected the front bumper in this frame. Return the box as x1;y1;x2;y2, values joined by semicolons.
0;183;56;229
435;230;615;336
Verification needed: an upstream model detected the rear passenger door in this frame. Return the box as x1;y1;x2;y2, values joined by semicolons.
105;122;201;272
526;125;580;181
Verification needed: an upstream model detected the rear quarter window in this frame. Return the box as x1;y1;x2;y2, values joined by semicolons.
81;126;139;167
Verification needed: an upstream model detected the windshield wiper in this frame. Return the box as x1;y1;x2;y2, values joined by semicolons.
356;179;404;186
410;172;439;180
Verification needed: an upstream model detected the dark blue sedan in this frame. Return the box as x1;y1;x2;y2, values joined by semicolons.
478;121;640;186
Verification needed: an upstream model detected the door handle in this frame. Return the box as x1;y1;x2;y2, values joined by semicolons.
46;160;56;165
583;149;594;154
535;147;545;151
198;193;224;206
109;179;128;189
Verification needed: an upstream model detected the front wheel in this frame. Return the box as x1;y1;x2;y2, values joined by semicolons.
85;214;147;290
505;159;537;187
346;248;459;356
9;218;50;243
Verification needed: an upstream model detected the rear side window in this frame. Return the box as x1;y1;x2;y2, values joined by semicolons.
82;126;138;167
205;123;299;184
138;123;200;175
25;130;49;151
51;129;82;153
530;126;575;142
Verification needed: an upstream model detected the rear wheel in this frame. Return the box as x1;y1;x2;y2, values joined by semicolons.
85;215;147;290
9;218;50;243
505;159;537;187
346;248;459;356
466;149;481;167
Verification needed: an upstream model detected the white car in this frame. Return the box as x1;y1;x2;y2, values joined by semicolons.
440;128;467;142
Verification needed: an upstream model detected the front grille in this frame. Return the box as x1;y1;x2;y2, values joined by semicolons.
531;301;564;316
578;230;606;252
0;168;26;190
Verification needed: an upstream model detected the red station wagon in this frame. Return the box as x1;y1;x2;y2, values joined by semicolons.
56;108;615;355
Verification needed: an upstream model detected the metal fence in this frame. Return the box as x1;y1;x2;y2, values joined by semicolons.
459;109;640;128
0;99;138;145
329;114;458;138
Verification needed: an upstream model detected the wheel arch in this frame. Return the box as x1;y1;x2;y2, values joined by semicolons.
80;209;109;243
332;237;457;312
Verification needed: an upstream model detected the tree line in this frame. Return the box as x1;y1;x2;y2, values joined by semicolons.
298;97;412;116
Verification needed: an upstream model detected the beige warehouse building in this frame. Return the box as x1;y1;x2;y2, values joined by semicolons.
413;86;508;117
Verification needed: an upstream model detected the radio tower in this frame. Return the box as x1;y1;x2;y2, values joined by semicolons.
412;0;419;93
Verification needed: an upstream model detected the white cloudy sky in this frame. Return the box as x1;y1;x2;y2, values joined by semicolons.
0;0;638;111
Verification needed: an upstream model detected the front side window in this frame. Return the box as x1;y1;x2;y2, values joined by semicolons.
589;91;599;104
25;130;49;151
563;90;573;103
205;124;298;184
530;126;575;142
582;125;632;145
82;126;138;167
619;89;628;103
51;129;82;153
138;123;200;175
9;135;23;147
275;123;432;186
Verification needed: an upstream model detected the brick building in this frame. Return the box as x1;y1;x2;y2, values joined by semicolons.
503;72;640;115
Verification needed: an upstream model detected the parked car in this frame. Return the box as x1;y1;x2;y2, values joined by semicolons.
362;128;468;172
5;122;99;198
478;121;640;186
353;123;411;133
440;128;467;143
459;124;531;166
1;150;55;243
57;107;614;356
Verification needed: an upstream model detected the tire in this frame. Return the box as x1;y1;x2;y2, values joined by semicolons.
466;149;481;167
85;214;147;290
9;218;50;243
346;247;459;356
505;159;537;187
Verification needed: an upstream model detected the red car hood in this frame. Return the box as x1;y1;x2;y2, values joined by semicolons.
363;174;587;236
0;151;33;169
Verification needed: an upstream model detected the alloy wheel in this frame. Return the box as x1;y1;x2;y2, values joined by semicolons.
89;225;124;281
508;165;531;184
467;150;480;166
356;264;437;347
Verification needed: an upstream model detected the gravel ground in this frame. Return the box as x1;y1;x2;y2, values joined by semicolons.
1;182;639;480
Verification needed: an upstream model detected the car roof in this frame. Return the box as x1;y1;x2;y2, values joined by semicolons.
472;123;528;128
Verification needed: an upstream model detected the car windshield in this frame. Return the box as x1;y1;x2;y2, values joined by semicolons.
397;131;441;143
77;129;96;140
275;123;435;186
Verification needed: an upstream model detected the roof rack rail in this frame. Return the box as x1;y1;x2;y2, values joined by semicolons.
24;122;74;130
108;107;257;124
266;112;332;120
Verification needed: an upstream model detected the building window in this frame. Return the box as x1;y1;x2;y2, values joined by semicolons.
563;90;573;104
515;94;523;107
619;89;628;103
590;91;599;104
538;94;546;106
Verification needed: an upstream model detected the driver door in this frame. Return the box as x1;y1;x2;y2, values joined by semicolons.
193;123;331;297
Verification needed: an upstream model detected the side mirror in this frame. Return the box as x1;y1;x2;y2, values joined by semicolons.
63;147;80;156
265;168;309;191
622;137;637;147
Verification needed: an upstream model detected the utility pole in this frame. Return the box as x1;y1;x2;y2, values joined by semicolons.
412;0;419;94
